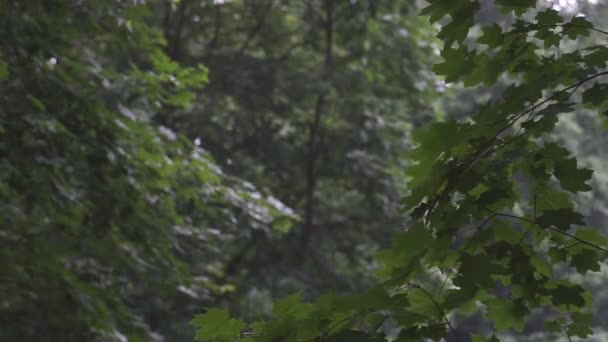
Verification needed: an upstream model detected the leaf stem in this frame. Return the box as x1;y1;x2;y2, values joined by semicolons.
407;283;461;342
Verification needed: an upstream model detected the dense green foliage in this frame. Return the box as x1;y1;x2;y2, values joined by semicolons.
2;0;608;341
0;1;294;340
1;0;436;340
192;0;608;341
169;0;439;304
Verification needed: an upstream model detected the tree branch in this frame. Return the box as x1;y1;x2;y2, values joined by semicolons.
239;0;274;54
416;71;608;224
302;0;334;248
207;2;223;49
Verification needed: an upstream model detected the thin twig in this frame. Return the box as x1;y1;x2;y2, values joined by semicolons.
239;0;274;54
539;24;608;37
517;222;537;245
566;241;582;249
456;214;498;237
407;283;461;342
489;71;608;153
560;325;573;342
486;210;608;253
448;71;608;198
302;310;367;342
434;266;455;297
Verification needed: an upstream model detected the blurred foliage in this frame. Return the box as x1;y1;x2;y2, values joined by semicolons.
1;0;435;340
3;0;608;341
0;1;294;341
194;0;608;341
162;0;440;312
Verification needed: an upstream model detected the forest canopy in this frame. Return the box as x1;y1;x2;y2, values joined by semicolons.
1;0;608;341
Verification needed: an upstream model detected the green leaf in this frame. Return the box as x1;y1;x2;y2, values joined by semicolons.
542;31;561;49
330;330;372;342
571;249;601;273
544;318;564;334
340;285;394;311
554;157;593;193
567;312;593;338
548;246;569;263
495;0;536;15
540;142;569;160
271;216;294;233
433;47;474;83
454;253;505;289
437;1;479;47
530;254;553;278
565;17;594;39
191;308;246;342
491;220;520;244
549;284;586;308
166;90;196;107
484;298;528;331
407;288;441;319
273;292;314;319
473;334;500;342
420;0;472;23
524;103;573;136
536;9;562;26
536;208;585;231
575;227;608;246
478;24;503;48
584;46;608;68
442;287;479;314
376;224;433;278
535;189;572;212
582;83;608;107
464;53;503;86
418;323;450;340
